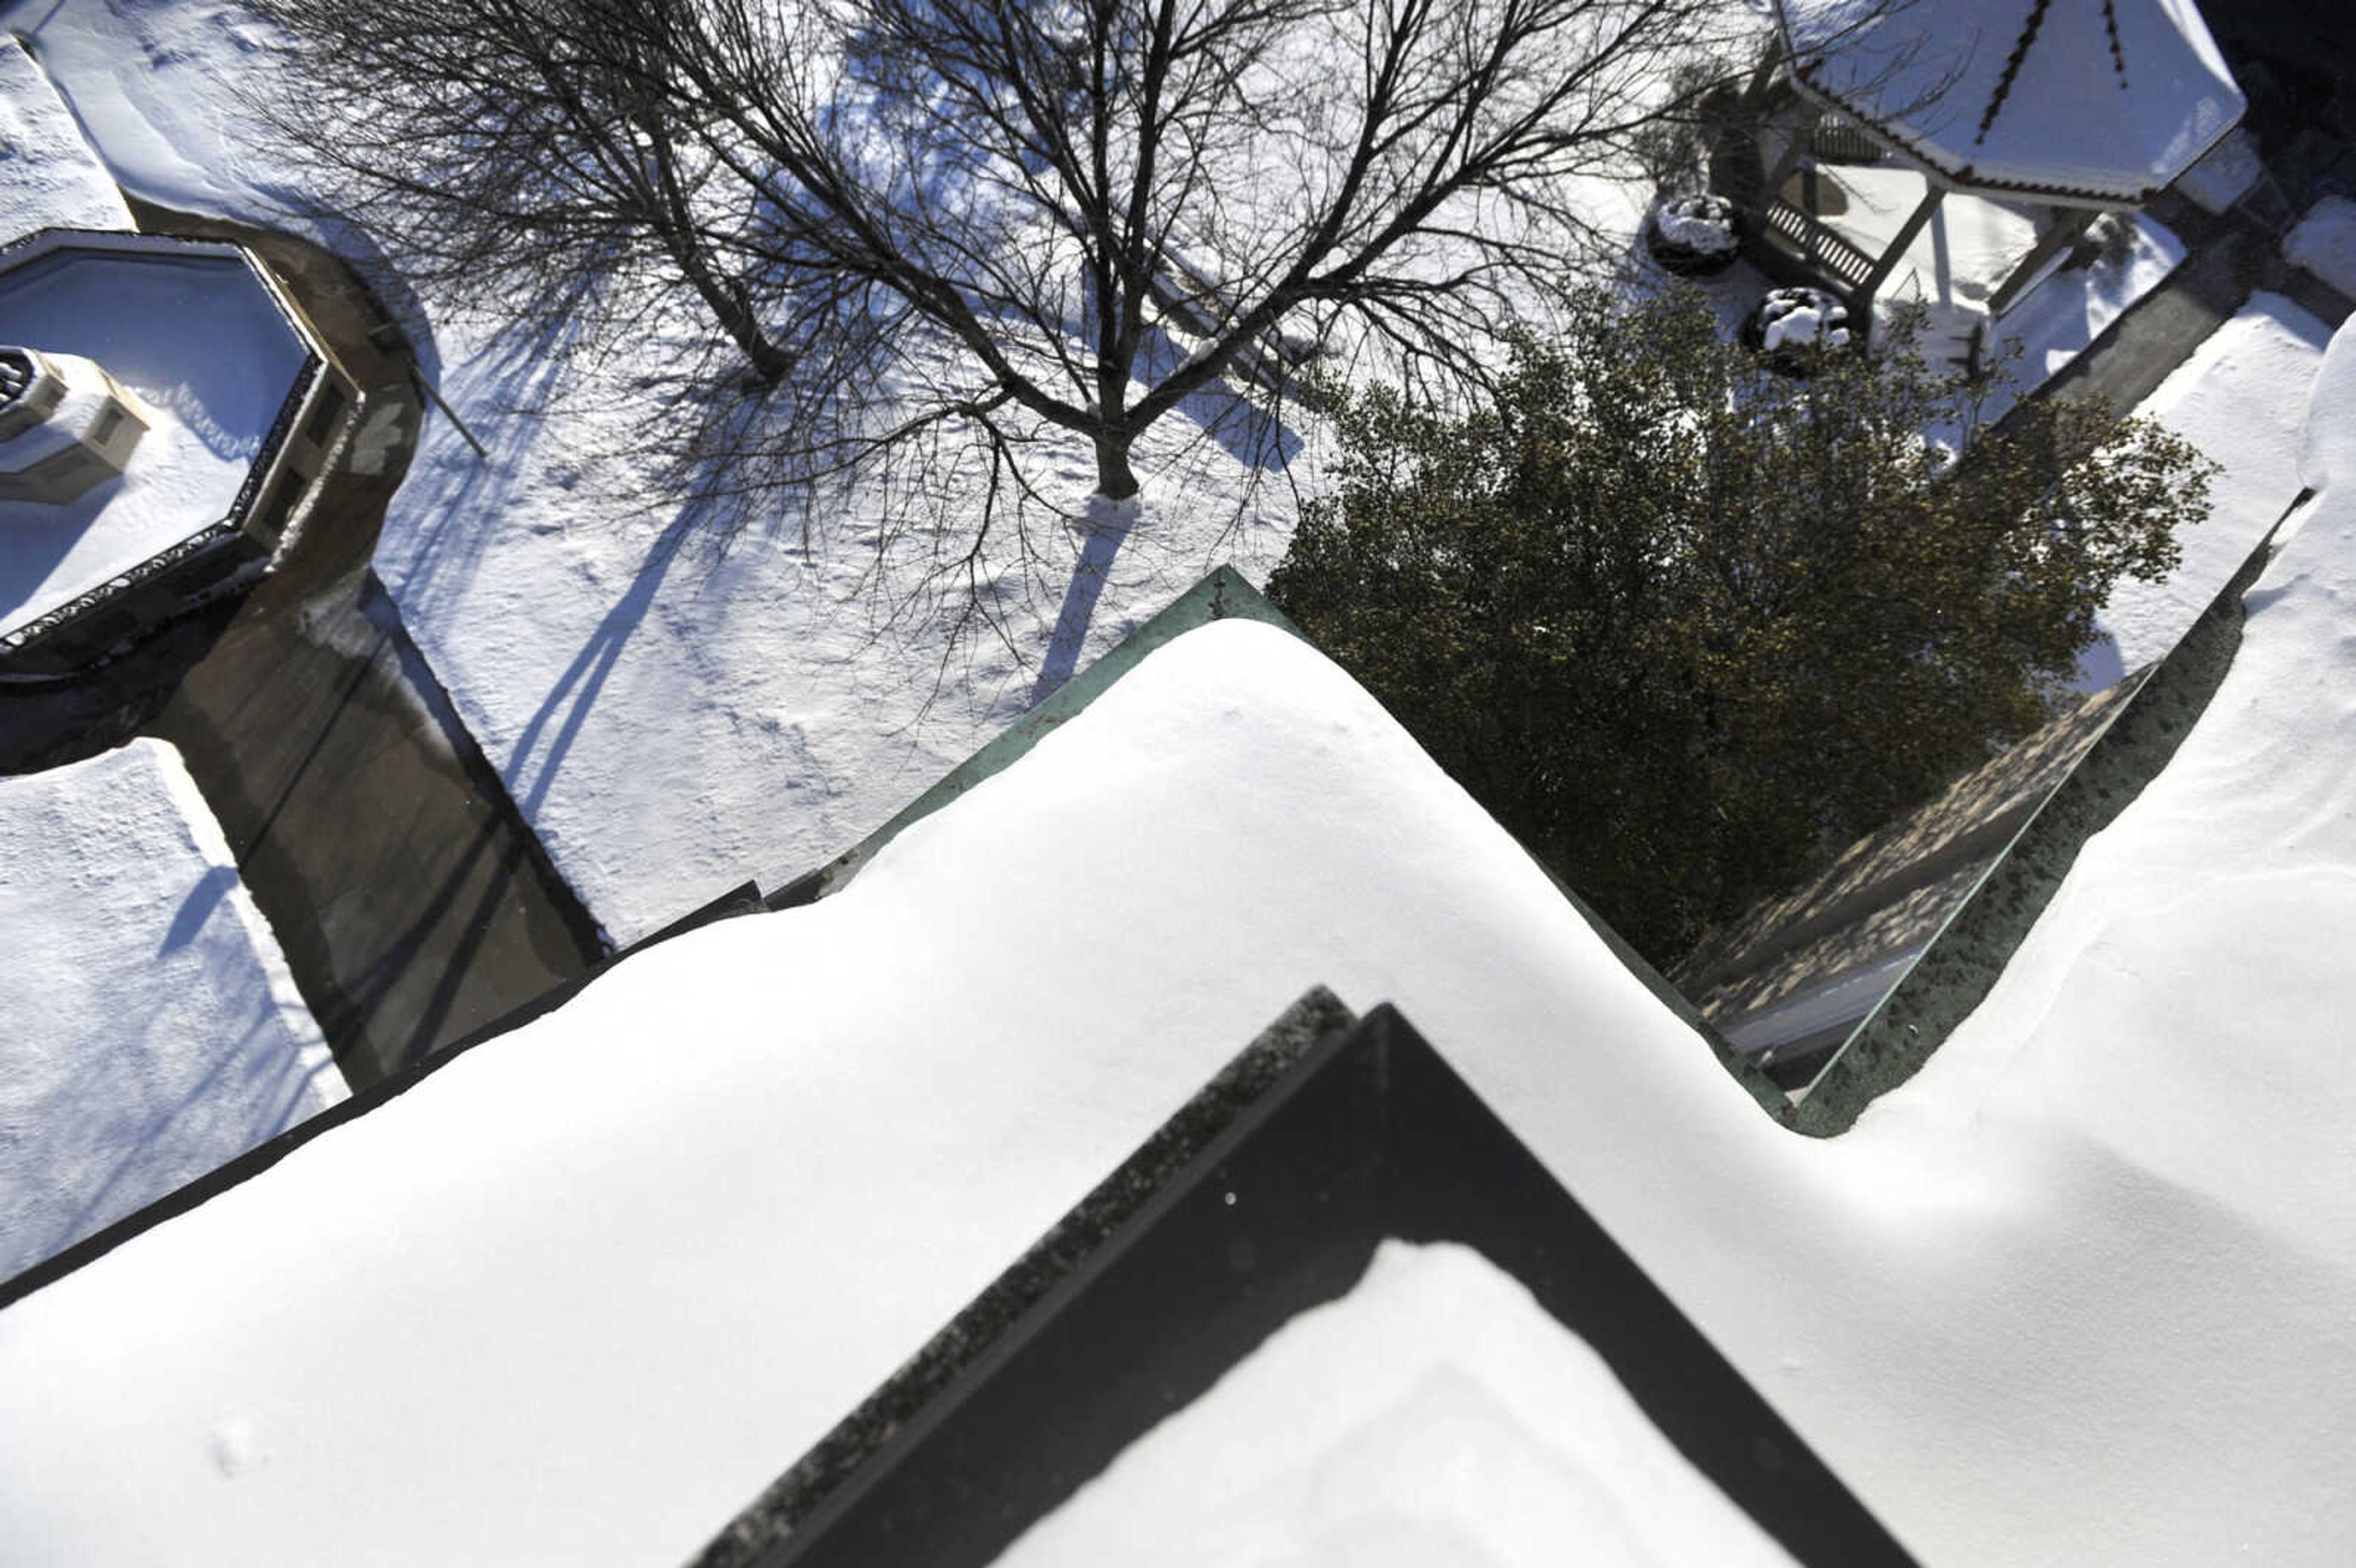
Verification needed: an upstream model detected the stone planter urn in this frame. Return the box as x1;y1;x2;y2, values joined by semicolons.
1740;286;1853;374
1644;192;1741;277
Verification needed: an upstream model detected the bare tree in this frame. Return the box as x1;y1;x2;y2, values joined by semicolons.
257;0;1755;509
247;2;791;381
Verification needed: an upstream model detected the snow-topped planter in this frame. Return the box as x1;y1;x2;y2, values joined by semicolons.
1644;193;1741;277
2285;195;2356;301
1741;286;1854;374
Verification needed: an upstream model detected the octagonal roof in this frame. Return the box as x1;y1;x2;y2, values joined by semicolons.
0;229;323;648
1776;0;2245;205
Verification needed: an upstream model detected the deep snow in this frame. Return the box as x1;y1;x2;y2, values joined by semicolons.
7;304;2356;1565
2284;195;2356;302
1;0;2184;944
991;1240;1801;1568
0;739;342;1282
2076;291;2331;688
6;13;2348;1562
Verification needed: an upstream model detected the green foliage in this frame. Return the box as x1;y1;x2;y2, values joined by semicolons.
1269;286;2213;964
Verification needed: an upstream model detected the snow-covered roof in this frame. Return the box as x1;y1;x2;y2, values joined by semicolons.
0;739;344;1284
0;39;134;239
0;230;322;647
998;1242;1804;1567
9;293;2356;1567
1776;0;2246;205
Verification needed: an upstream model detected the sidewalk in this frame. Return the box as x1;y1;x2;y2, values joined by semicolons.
2027;189;2352;420
131;200;606;1088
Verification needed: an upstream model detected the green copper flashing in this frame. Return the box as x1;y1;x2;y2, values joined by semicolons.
768;565;1299;908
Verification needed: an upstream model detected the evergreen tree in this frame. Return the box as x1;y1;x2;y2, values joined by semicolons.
1269;287;2212;964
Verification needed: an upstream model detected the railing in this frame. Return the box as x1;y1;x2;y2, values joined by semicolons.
0;519;245;658
1758;194;1880;293
1809;113;1885;166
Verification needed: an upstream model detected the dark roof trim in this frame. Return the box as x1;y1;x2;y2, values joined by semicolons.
698;993;1919;1568
1784;67;2154;208
1788;516;2284;1134
0;229;339;659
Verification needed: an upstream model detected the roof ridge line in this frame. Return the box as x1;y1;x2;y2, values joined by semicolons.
1974;0;2053;149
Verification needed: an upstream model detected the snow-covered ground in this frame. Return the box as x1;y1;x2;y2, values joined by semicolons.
0;36;131;235
7;310;2356;1567
2076;291;2331;688
7;0;1304;941
0;739;342;1283
373;358;1295;946
2284;194;2356;302
991;1240;1801;1568
2173;125;2263;215
4;0;2186;945
1798;167;2186;434
0;239;310;640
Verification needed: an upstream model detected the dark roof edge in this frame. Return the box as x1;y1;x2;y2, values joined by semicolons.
687;983;1362;1568
698;994;1921;1568
1783;66;2229;209
1792;510;2289;1134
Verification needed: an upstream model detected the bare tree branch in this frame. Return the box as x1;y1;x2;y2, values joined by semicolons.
253;0;1758;526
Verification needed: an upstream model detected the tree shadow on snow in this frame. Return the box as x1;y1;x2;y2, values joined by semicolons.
1029;508;1137;706
154;864;237;958
370;289;612;617
501;506;703;822
17;991;338;1286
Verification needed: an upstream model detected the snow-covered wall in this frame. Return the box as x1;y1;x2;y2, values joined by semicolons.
0;739;343;1282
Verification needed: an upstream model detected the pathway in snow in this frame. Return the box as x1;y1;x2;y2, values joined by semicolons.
121;199;607;1087
2025;190;2352;427
151;565;607;1087
2079;292;2333;688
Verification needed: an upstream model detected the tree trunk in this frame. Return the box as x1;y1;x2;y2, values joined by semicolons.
706;281;793;388
1093;428;1141;500
671;245;791;386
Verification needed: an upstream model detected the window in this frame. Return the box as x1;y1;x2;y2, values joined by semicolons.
301;383;345;449
253;472;304;541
